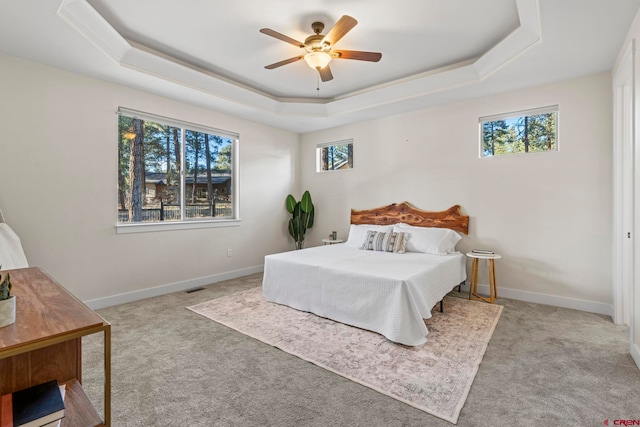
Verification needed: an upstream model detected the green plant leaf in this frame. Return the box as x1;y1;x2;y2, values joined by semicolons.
285;194;297;214
288;218;299;241
305;208;314;229
300;191;313;213
293;201;301;217
0;272;10;300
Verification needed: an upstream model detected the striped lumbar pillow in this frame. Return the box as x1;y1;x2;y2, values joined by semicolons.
360;230;408;253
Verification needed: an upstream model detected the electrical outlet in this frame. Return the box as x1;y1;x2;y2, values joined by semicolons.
227;249;232;257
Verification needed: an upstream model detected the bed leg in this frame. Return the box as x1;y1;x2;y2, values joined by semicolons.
439;300;443;313
458;281;463;293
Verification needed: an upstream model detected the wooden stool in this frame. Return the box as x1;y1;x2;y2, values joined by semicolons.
466;251;502;304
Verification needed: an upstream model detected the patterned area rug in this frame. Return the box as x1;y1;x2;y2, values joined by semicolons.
187;287;502;424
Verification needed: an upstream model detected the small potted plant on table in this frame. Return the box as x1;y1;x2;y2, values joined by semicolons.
0;270;15;327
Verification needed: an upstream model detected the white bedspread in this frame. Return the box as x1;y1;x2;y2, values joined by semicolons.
262;244;466;346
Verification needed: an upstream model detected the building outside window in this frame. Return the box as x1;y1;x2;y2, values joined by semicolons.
117;108;238;227
317;139;354;172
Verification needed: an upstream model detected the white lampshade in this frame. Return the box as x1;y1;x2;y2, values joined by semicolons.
304;51;331;70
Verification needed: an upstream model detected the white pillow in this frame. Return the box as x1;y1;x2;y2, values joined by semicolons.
345;224;394;247
392;223;461;255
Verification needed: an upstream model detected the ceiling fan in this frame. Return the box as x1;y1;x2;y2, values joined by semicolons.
260;15;382;82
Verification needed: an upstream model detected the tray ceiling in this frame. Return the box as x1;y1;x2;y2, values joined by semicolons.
0;0;638;132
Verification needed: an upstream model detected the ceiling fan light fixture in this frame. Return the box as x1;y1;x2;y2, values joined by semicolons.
304;51;331;70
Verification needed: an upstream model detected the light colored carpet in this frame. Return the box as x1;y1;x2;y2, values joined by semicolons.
81;273;640;426
187;287;503;424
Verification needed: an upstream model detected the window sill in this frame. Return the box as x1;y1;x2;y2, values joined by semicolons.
116;218;241;234
316;168;353;173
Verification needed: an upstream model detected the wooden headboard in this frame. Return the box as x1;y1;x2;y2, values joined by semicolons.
350;202;469;234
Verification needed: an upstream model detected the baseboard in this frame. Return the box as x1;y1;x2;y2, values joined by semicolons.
458;283;613;317
632;341;640;371
85;268;613;316
84;265;264;310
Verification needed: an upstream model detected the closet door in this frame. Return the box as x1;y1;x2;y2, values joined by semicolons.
613;43;633;328
615;40;640;370
613;41;639;370
632;40;640;370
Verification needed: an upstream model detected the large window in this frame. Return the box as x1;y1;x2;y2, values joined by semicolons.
316;139;353;172
480;106;558;157
117;108;238;230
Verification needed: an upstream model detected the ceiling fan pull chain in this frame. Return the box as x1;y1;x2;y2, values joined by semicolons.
317;73;320;96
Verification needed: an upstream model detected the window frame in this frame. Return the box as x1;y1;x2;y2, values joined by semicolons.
115;107;240;234
478;105;559;158
316;139;354;173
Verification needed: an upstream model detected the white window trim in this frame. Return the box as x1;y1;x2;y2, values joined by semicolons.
117;107;238;140
478;105;559;158
316;138;354;173
116;107;240;232
116;219;240;234
478;105;559;124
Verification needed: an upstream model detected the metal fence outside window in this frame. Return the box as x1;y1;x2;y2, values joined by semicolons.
118;201;232;222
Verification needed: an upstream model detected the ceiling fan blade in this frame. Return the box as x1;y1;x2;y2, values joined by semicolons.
333;50;382;62
318;65;333;82
322;15;357;47
265;56;304;69
260;28;306;48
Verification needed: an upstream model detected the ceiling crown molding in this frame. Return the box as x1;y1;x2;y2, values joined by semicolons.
57;0;540;131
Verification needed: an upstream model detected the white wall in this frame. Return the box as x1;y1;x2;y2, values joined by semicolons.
0;51;615;314
301;72;613;313
0;53;299;306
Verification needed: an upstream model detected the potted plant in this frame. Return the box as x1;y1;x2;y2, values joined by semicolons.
0;270;15;327
285;191;314;250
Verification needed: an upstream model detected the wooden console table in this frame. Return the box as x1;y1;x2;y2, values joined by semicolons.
0;267;110;426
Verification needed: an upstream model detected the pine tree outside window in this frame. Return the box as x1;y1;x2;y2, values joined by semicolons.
117;108;238;232
479;106;558;157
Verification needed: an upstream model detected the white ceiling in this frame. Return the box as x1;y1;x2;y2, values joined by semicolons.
0;0;638;133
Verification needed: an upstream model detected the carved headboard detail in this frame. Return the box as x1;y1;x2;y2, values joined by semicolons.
350;202;469;234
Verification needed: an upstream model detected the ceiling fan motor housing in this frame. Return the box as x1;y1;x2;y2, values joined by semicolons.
311;21;324;34
305;34;330;52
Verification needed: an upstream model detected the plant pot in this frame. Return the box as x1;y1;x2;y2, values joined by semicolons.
0;296;16;327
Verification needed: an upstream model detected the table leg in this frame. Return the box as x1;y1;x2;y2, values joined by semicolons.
104;324;111;426
488;259;495;303
469;258;478;300
493;259;499;300
469;257;501;304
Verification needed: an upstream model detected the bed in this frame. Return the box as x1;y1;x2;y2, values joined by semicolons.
262;202;469;346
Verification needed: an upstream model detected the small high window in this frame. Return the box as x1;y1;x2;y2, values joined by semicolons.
479;106;558;157
317;139;353;172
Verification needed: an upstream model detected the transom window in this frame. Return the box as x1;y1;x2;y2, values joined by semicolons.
117;108;238;230
479;106;558;157
316;139;354;172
